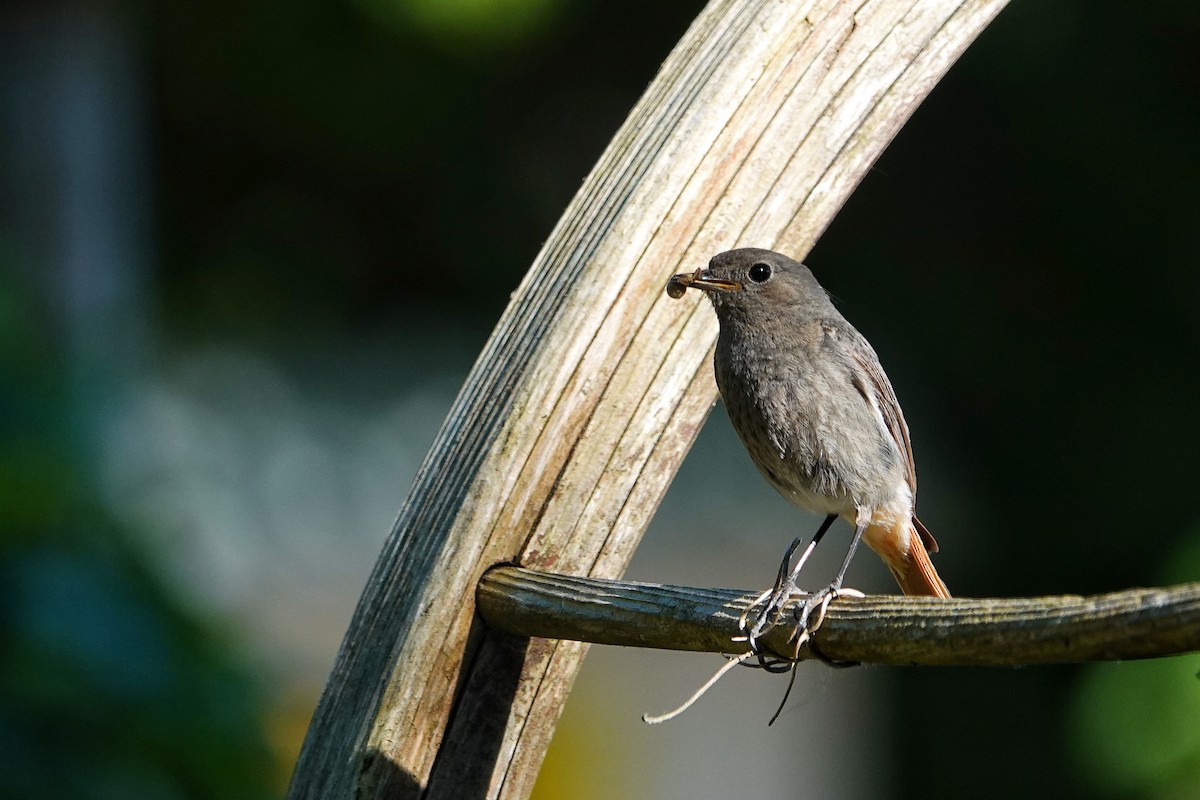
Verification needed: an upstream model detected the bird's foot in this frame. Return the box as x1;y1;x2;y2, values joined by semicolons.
737;579;799;663
796;584;864;636
737;582;864;669
737;575;811;673
736;534;815;659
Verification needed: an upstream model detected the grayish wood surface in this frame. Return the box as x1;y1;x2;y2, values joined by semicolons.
478;566;1200;665
287;1;1011;798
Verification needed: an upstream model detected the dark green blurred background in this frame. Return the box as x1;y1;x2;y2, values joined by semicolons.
3;0;1200;798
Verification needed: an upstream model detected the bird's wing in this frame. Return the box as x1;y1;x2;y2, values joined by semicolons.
845;332;917;496
847;342;940;552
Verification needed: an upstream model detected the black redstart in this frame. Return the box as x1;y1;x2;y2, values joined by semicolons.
668;248;949;634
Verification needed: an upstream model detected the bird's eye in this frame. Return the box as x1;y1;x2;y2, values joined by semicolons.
748;262;772;283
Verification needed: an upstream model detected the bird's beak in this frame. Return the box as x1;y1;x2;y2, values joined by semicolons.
665;268;743;298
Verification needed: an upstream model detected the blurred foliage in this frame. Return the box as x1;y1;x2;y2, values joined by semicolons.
1070;656;1200;800
354;0;568;49
1;532;277;799
146;0;702;340
1067;536;1200;800
0;274;276;798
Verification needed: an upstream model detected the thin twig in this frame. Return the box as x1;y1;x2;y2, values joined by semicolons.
641;652;756;724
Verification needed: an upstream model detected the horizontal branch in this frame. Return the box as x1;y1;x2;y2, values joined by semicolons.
477;566;1200;666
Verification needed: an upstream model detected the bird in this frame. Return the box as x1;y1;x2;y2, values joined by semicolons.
667;247;949;641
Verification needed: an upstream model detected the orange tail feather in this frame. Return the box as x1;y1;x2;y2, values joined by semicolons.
865;521;951;598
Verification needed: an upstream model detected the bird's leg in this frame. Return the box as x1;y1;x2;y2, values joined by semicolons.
741;514;837;648
783;513;838;587
795;520;866;630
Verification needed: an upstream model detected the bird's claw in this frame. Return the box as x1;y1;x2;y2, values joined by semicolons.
739;582;864;666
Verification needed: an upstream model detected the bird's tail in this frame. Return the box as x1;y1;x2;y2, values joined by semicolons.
864;519;951;598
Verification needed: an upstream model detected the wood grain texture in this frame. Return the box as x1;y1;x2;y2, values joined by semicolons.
287;1;1011;798
478;566;1200;665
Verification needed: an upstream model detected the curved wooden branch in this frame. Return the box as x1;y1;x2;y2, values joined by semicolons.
478;566;1200;665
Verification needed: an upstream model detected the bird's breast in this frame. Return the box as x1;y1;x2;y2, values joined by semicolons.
714;327;903;514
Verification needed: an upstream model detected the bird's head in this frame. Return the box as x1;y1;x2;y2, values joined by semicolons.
666;248;831;323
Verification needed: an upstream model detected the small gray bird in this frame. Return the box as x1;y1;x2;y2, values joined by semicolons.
668;248;949;610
